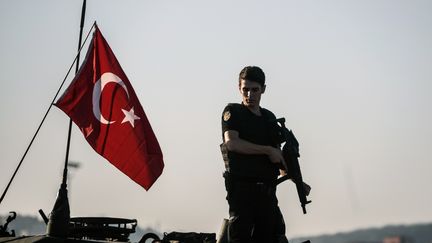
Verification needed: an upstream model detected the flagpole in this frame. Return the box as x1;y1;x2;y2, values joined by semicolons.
46;0;87;237
62;0;87;187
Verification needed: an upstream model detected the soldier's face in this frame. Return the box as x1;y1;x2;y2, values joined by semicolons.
239;79;265;109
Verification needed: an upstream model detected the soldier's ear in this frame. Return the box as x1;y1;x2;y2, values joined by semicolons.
261;85;266;94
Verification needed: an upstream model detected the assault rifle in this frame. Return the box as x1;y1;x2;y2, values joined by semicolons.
274;118;312;214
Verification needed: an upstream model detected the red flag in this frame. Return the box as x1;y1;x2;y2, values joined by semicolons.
55;26;164;190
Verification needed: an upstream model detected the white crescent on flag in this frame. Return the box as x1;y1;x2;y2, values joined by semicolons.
92;72;130;124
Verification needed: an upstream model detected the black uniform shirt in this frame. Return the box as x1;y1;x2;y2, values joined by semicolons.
221;103;279;180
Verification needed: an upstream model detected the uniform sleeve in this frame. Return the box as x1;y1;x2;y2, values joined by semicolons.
221;104;239;134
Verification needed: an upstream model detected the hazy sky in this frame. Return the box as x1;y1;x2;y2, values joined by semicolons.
1;0;431;239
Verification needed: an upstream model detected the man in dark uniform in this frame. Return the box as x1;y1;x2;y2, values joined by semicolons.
221;66;286;243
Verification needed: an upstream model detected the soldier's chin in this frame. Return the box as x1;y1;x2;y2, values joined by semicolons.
245;101;255;106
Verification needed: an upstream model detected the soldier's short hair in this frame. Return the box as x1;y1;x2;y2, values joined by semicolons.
239;66;265;87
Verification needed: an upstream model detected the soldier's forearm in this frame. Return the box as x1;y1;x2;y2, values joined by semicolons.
225;138;273;156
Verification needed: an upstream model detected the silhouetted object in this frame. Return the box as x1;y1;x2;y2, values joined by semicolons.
0;212;16;237
38;209;49;225
46;183;70;238
274;118;312;214
69;217;137;241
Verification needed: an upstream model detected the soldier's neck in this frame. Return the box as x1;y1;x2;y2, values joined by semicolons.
247;106;261;116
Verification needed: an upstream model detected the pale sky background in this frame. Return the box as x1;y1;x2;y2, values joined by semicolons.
1;0;431;239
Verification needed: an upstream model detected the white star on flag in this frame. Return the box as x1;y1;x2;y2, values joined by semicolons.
121;107;140;127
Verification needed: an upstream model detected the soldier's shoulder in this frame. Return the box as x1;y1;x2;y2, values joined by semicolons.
222;103;243;122
261;107;277;119
226;103;242;108
223;103;242;112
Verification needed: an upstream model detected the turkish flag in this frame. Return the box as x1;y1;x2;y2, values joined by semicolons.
55;26;164;190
